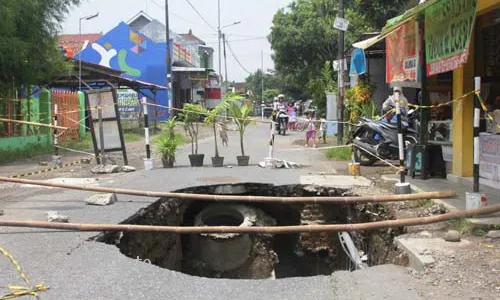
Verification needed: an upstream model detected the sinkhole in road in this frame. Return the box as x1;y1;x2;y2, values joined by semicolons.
94;183;408;279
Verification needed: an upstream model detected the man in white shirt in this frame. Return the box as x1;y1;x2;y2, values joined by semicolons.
383;87;409;114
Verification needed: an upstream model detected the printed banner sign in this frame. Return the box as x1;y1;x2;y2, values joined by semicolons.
117;89;140;120
425;0;478;76
479;134;500;182
386;19;420;83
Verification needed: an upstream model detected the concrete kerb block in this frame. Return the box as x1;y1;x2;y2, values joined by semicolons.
395;237;435;273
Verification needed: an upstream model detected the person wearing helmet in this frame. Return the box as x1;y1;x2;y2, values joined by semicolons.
382;87;409;114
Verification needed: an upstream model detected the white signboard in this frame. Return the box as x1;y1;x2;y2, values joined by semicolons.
334;17;349;31
333;59;348;71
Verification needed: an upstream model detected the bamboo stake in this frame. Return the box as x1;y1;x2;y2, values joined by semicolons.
0;118;68;130
0;177;456;203
1;204;499;233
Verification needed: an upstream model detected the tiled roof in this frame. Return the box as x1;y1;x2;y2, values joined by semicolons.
58;33;103;55
179;29;205;45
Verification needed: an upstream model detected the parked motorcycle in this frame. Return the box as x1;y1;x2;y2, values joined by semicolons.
350;110;418;166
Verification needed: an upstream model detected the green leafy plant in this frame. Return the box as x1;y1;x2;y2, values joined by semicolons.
204;101;230;158
226;93;254;157
182;103;207;155
156;116;180;167
306;61;337;115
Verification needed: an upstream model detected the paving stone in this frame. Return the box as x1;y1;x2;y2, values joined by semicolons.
444;230;461;242
120;166;137;173
85;193;117;206
486;230;500;239
46;211;69;223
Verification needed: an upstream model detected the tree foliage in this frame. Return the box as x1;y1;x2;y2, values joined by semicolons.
0;0;81;94
269;0;411;103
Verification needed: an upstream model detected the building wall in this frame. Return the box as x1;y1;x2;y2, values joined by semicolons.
368;57;391;109
77;22;170;120
451;0;500;177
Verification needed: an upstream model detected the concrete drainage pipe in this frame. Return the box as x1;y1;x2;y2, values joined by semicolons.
194;204;256;272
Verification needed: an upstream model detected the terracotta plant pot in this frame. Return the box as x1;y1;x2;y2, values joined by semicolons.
211;156;224;168
189;154;205;167
236;155;250;166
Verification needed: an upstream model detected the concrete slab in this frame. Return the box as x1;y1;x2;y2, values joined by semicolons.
331;264;425;300
396;237;472;272
300;175;373;187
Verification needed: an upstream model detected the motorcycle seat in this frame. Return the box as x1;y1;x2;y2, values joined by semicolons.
379;122;397;129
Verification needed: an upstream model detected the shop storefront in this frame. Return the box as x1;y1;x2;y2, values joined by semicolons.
451;1;500;184
354;0;500;184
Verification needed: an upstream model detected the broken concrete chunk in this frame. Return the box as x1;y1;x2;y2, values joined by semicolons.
120;165;136;172
444;230;461;242
85;193;117;206
90;165;120;174
47;211;69;223
486;230;500;239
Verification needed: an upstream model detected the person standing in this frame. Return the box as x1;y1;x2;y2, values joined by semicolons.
287;102;297;131
305;112;317;147
318;113;327;144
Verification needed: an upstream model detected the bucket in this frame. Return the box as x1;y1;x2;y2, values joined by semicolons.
143;158;154;171
465;192;483;210
348;162;361;176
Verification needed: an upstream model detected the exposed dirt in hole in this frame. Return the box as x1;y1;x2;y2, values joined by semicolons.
93;183;409;279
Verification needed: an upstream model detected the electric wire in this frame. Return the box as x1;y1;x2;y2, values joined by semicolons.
183;0;217;32
225;37;252;74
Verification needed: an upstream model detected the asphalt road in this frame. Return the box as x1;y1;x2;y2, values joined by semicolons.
0;122;425;300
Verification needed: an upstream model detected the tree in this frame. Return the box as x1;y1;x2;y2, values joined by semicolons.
269;0;410;100
0;0;81;95
263;88;280;102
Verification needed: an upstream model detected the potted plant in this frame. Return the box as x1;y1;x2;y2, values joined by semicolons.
227;93;254;166
204;101;229;167
182;103;206;167
156;117;180;168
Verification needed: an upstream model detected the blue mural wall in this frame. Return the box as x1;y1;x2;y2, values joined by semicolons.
77;22;173;120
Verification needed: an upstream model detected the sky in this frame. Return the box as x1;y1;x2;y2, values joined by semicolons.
62;0;294;82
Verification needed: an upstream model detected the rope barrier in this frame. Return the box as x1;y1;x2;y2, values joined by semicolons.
0;176;455;203
0;118;67;131
8;158;91;179
1;203;499;234
0;247;49;300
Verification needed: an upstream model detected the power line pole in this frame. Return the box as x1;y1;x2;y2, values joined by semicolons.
217;0;222;95
223;33;229;93
261;50;264;102
165;0;172;118
337;0;345;145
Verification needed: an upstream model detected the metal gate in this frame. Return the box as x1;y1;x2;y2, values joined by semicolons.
51;91;81;140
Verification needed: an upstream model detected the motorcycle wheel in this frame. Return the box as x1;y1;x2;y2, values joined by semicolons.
353;147;377;166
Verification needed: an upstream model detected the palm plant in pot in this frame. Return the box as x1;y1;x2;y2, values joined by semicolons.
204;101;229;167
227;93;254;166
182;103;207;167
156;117;180;168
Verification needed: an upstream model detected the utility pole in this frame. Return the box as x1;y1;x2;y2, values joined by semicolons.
218;0;222;95
337;0;345;145
261;50;264;103
223;33;229;93
165;0;172;118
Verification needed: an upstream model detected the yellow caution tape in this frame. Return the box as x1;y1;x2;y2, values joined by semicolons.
408;90;476;109
476;93;500;130
0;247;49;299
9;158;90;179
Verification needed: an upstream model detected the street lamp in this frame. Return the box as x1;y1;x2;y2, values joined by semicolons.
218;21;241;94
79;12;99;91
